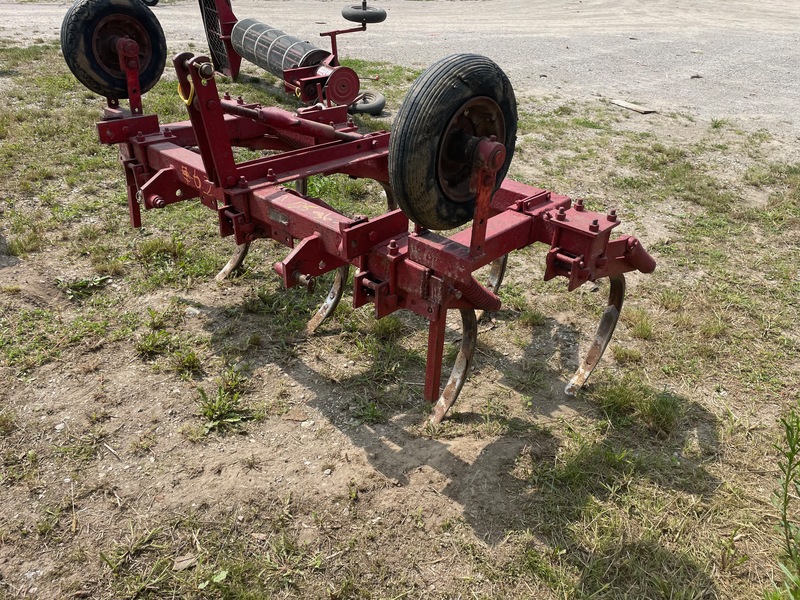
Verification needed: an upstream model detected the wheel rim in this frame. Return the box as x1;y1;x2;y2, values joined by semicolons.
92;14;153;79
436;96;505;204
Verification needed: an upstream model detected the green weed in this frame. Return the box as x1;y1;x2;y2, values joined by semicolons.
624;307;654;340
100;524;164;574
171;348;203;378
612;346;642;365
589;377;683;436
260;533;323;589
0;409;15;436
773;403;800;597
55;275;111;300
134;330;175;357
353;400;386;425
198;387;251;434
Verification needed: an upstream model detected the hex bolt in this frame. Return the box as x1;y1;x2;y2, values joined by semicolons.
152;196;166;208
237;96;244;105
223;92;232;100
266;169;277;182
556;206;567;221
589;219;600;232
575;198;585;212
607;209;618;222
388;239;398;256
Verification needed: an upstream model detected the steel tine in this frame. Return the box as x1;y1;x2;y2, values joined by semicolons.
429;308;478;424
306;265;350;334
564;273;626;395
215;242;250;281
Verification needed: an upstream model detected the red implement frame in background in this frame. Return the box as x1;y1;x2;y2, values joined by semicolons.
98;47;655;423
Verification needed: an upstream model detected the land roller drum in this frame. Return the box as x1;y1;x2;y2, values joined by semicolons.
231;18;360;105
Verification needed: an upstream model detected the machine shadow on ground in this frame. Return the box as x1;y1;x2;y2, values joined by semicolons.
197;268;722;597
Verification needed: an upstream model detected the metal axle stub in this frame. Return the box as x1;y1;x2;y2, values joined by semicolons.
215;242;250;281
429;308;479;424
565;273;626;395
306;265;351;334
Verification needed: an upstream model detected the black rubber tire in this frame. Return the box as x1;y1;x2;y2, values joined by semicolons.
61;0;167;99
348;89;386;115
389;54;517;230
141;0;158;6
341;4;387;24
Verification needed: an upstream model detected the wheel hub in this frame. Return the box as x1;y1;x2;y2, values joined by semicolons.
92;14;153;78
436;96;505;204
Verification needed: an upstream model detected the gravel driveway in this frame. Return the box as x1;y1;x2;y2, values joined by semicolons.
1;0;798;134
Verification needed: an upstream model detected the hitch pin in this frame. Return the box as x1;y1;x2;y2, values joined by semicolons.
182;60;215;79
292;271;316;294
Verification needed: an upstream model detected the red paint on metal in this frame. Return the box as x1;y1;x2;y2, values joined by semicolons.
89;41;655;421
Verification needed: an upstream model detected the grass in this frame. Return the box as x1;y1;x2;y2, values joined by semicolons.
0;39;799;600
771;404;800;598
197;386;251;435
0;307;109;370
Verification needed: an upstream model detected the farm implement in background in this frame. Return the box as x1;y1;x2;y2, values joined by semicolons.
60;0;655;423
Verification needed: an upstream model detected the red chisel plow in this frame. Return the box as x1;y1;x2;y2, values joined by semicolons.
61;0;655;423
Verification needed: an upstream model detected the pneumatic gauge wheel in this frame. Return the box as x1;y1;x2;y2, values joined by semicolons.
61;0;167;99
389;53;517;230
342;4;387;24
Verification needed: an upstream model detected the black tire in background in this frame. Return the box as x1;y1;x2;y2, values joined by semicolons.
61;0;167;99
348;90;386;115
388;53;517;230
341;4;387;24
